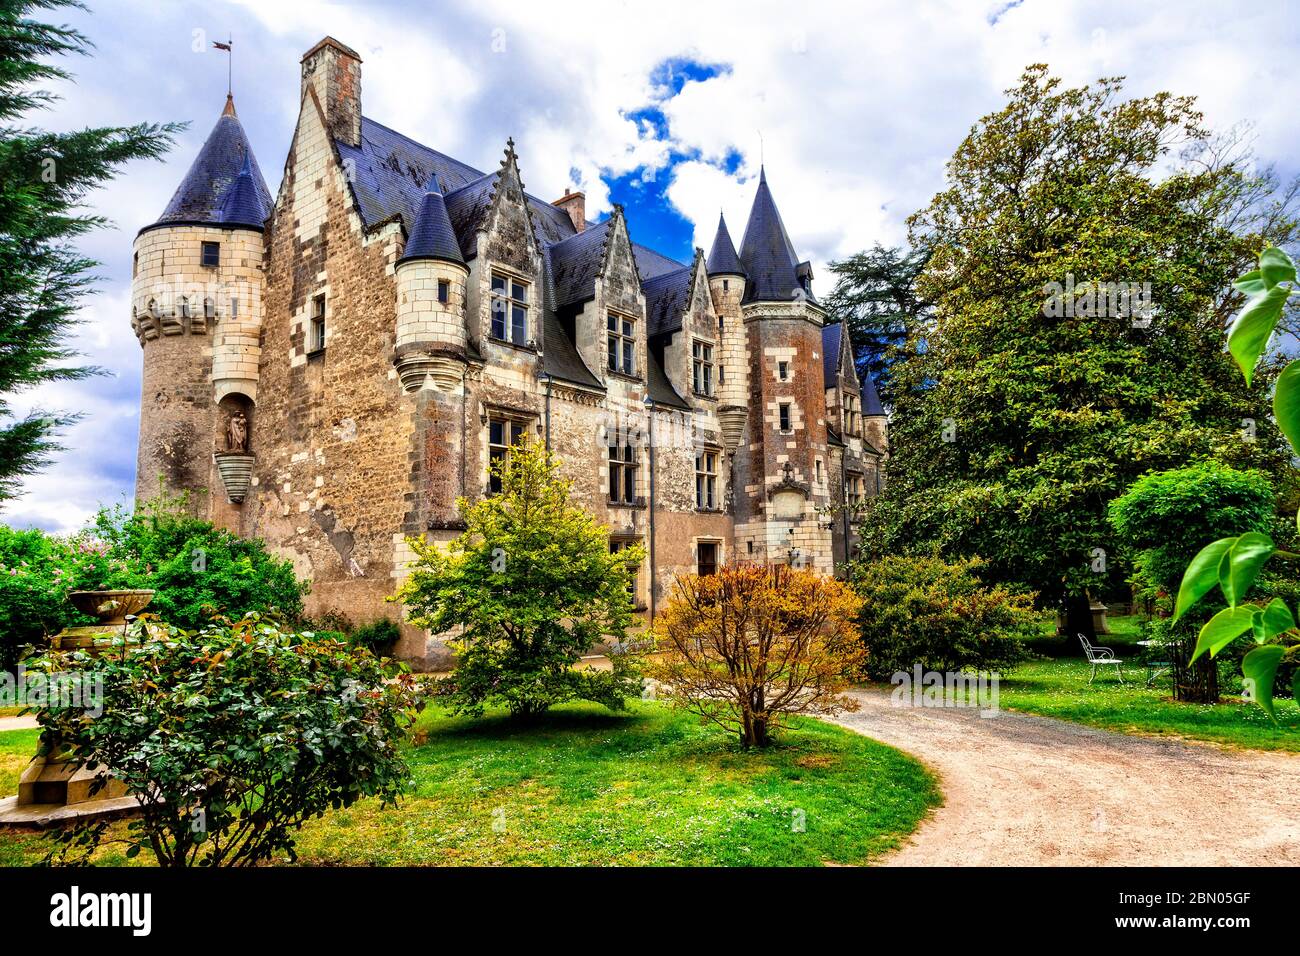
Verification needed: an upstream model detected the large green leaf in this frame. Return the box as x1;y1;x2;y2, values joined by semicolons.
1227;285;1290;386
1259;246;1297;288
1274;360;1300;459
1234;270;1268;296
1242;645;1286;721
1191;605;1256;664
1220;532;1274;606
1260;597;1295;641
1172;537;1236;623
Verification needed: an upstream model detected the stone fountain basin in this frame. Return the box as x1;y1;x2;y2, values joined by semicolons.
68;589;154;625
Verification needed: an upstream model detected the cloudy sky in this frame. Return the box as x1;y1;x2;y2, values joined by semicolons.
7;0;1300;533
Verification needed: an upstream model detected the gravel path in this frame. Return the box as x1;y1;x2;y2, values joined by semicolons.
826;687;1300;866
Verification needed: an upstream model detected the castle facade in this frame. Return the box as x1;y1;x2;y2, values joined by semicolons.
130;37;885;667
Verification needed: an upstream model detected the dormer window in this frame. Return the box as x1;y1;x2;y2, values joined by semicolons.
692;341;714;396
490;272;528;345
607;312;636;376
845;394;860;437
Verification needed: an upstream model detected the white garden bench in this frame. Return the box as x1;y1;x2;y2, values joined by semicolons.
1078;633;1126;685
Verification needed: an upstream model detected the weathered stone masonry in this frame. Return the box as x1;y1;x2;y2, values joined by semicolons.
131;35;888;668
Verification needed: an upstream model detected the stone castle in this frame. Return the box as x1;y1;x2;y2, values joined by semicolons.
130;36;886;667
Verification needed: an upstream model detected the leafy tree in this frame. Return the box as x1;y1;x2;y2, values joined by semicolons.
0;0;180;501
1109;463;1276;701
850;553;1034;680
649;564;865;748
1169;246;1300;718
34;616;422;866
867;65;1297;644
823;242;931;397
395;441;643;719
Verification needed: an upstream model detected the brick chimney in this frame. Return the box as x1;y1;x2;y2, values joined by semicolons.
301;36;362;147
553;189;586;233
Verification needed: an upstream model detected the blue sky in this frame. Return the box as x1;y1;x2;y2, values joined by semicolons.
7;0;1300;533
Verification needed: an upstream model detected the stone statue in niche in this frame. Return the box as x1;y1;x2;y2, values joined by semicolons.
225;410;248;452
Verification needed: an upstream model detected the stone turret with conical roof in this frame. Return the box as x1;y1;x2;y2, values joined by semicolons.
131;93;271;517
394;174;470;392
729;167;833;573
707;212;749;452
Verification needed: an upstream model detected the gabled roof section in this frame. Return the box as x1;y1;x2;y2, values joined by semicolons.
862;369;885;416
549;218;612;308
821;322;844;386
738;167;812;304
400;175;464;265
643;266;692;338
706;211;744;276
539;243;602;390
646;351;691;410
145;95;273;233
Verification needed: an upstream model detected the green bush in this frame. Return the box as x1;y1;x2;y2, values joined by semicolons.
35;616;422;866
0;495;308;669
1108;462;1276;601
349;618;401;657
850;553;1035;679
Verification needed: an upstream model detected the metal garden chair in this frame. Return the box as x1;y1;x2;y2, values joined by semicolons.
1077;633;1126;685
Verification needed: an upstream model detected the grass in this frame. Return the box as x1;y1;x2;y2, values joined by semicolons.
0;701;939;867
1000;613;1300;751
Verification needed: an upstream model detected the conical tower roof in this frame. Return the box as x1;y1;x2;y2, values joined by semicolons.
144;95;273;233
399;174;465;265
706;211;745;277
737;167;804;303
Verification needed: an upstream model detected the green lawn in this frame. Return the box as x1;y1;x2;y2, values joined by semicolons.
998;618;1300;751
0;701;939;867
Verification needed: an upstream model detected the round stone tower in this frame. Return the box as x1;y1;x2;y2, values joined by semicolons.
706;211;748;452
131;94;271;512
393;177;469;392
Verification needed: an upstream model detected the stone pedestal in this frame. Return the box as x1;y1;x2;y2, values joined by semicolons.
0;590;155;829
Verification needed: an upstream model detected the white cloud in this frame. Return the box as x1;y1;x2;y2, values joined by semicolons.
6;0;1300;529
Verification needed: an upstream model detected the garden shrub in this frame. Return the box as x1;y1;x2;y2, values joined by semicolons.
35;616;422;866
650;564;865;747
0;494;307;669
851;553;1035;680
349;618;401;657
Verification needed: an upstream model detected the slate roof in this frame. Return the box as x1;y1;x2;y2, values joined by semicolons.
549;220;613;308
861;369;885;416
145;96;273;232
643;267;692;338
821;322;844;385
706;212;744;276
738;168;814;304
646;350;691;410
399;177;464;265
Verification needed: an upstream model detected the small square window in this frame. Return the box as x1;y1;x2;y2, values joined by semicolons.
437;279;450;304
697;541;718;577
201;242;220;267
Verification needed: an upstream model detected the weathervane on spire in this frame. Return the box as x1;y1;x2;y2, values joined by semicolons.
212;35;233;97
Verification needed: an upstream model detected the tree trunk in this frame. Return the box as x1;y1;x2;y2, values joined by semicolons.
1173;647;1220;704
1061;592;1096;653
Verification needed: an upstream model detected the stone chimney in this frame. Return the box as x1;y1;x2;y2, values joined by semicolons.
553;189;586;233
301;36;362;147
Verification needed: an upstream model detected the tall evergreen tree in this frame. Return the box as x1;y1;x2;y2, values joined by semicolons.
823;242;931;399
0;0;180;502
867;65;1300;642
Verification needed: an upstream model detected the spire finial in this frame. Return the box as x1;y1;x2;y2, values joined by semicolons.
222;92;236;117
